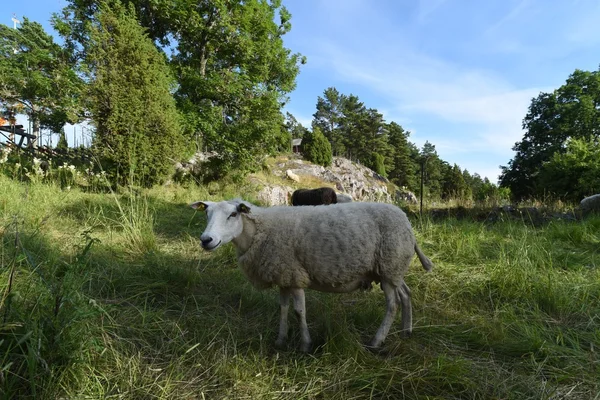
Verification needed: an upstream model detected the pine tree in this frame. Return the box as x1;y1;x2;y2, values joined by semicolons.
303;127;332;167
442;164;469;199
56;128;68;150
87;2;183;186
373;152;386;177
387;122;417;189
420;141;443;198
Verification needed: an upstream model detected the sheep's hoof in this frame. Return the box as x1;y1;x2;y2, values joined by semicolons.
366;338;382;350
401;331;412;339
274;339;287;350
299;341;313;353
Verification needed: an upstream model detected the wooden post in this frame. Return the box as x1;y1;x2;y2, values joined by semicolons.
420;156;429;215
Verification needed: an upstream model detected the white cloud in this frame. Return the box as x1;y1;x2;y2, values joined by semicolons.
484;0;532;36
319;39;545;128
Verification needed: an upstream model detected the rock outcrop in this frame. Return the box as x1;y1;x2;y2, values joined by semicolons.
256;185;294;206
174;153;417;207
270;157;394;203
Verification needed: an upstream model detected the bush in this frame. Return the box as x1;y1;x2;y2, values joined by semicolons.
373;152;386;177
87;2;183;187
303;127;332;167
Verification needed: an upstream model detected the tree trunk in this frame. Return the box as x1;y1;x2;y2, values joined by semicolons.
30;116;39;148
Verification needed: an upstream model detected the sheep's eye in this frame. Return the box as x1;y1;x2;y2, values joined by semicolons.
228;212;238;219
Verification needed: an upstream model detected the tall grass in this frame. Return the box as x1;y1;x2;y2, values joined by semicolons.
0;174;599;399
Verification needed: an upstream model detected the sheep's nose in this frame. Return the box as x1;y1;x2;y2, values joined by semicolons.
200;236;213;247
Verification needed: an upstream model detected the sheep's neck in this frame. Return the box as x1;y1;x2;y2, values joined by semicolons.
233;217;256;255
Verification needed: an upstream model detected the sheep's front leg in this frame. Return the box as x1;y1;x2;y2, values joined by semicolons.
291;288;312;352
368;281;398;349
275;287;291;349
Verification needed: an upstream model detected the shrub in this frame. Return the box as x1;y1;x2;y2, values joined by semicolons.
303;127;332;167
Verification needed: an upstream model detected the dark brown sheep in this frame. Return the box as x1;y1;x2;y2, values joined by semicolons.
291;187;337;206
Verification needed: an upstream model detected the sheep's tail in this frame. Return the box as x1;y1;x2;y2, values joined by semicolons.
415;243;434;272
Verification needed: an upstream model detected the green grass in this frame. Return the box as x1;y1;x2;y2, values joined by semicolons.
1;175;599;399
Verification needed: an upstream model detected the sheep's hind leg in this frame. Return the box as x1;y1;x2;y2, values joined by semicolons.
275;287;291;349
290;288;312;352
397;281;412;337
368;281;398;349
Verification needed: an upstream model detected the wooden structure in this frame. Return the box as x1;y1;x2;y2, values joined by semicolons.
292;138;302;153
0;124;37;149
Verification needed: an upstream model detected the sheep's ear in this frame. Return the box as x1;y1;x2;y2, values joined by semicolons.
190;201;210;211
237;203;251;214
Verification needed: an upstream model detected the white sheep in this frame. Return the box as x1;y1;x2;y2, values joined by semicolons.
580;194;600;214
336;193;353;203
190;199;433;352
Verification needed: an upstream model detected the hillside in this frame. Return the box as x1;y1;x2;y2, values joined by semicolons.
179;153;415;206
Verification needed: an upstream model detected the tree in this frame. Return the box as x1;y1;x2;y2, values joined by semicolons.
56;0;304;178
284;112;308;152
87;1;183;186
313;88;393;173
442;164;469;200
56;128;69;150
537;137;600;200
0;18;82;146
313;87;345;155
373;152;386;177
387;122;417;189
500;68;600;199
303;127;332;167
419;141;443;199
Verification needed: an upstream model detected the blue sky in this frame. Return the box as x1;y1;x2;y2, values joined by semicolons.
5;0;600;182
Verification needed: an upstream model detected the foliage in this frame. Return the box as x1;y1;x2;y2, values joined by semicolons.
56;128;69;150
537;137;600;200
387;122;418;189
500;68;600;200
372;152;386;177
0;18;82;142
85;1;183;187
284;111;309;141
302;126;332;167
419;141;444;198
313;87;345;155
55;0;305;180
310;87;501;201
313;88;392;171
442;164;469;200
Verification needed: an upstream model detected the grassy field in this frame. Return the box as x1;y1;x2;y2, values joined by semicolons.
0;175;599;399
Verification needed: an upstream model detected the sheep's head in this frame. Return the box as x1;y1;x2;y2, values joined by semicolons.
190;200;251;251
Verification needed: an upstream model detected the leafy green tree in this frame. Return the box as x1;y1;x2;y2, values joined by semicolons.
87;1;183;186
537;137;600;200
56;0;304;178
303;127;332;167
476;178;499;202
0;18;82;146
500;68;600;199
